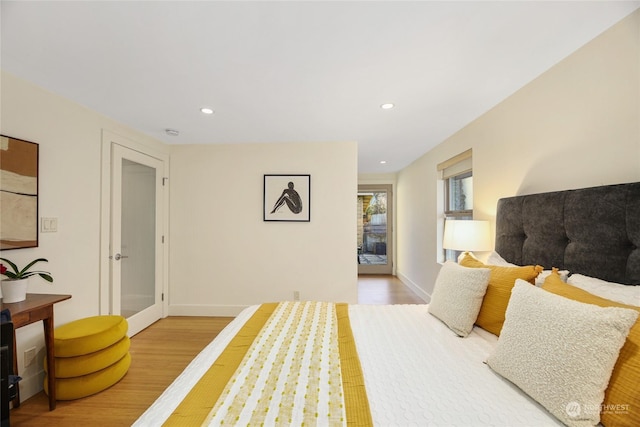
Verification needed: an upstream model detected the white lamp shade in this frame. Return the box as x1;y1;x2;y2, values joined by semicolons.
443;220;491;252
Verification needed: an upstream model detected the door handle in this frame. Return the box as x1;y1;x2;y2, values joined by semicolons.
112;253;129;261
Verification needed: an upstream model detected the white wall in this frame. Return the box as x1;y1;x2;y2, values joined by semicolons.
0;71;169;399
1;70;359;400
169;141;358;316
1;71;358;399
396;10;640;299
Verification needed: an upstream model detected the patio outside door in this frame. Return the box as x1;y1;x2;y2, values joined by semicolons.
357;185;392;275
110;143;164;336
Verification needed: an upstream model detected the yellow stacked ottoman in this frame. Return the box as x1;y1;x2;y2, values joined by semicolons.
44;315;131;400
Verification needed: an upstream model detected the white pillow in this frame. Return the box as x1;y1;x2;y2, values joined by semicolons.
486;251;516;266
428;261;490;337
536;269;569;286
567;274;640;307
487;251;569;286
487;280;638;427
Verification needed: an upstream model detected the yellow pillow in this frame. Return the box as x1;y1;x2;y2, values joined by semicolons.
459;253;542;336
543;272;640;427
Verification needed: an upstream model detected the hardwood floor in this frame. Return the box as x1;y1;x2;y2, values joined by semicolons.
8;275;422;426
357;274;425;304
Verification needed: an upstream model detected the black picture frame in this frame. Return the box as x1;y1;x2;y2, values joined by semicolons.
263;174;310;222
0;135;39;250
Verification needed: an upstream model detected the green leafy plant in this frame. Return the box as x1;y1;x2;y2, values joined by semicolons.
0;258;54;282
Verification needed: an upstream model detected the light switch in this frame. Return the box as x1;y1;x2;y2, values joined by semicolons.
41;217;58;233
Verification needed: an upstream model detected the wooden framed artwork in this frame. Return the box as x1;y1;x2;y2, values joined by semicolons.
263;174;310;222
0;135;39;250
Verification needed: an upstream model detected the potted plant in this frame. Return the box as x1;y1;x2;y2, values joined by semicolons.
0;257;53;303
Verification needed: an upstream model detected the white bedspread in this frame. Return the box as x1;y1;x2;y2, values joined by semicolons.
350;304;563;426
135;304;564;426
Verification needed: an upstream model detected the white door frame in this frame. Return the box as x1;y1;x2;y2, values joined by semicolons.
99;130;169;325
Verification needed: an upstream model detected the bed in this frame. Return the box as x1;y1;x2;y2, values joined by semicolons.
135;182;640;427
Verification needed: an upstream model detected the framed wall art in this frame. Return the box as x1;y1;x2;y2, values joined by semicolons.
0;135;39;250
263;174;310;222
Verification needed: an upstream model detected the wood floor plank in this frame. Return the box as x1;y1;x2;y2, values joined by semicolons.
357;274;425;304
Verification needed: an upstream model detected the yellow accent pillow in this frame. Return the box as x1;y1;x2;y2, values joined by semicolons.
459;253;542;336
543;272;640;427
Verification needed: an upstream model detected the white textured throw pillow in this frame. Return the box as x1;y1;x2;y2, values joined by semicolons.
487;280;638;427
428;261;490;337
568;274;640;307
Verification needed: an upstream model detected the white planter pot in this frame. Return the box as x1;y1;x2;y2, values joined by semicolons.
1;278;29;303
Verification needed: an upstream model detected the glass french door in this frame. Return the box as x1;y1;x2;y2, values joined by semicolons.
111;143;164;336
357;185;392;274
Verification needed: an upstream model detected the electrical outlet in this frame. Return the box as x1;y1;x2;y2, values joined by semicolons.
24;346;37;367
293;291;300;301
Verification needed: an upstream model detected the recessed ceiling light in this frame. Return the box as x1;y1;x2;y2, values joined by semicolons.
165;129;180;136
380;160;387;164
200;107;214;115
380;103;395;110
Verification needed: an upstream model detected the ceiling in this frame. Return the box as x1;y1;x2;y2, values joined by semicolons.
2;1;638;173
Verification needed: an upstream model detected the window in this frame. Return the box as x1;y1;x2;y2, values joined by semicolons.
445;170;473;218
438;149;473;261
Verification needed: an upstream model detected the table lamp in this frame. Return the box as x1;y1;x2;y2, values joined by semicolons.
443;219;491;256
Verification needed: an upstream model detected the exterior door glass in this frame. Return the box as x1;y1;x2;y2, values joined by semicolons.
358;191;388;265
358;185;392;274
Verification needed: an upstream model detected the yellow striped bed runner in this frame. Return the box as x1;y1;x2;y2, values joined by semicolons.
164;301;372;426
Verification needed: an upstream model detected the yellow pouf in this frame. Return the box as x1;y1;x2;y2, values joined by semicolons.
48;315;131;400
54;315;128;357
45;336;131;378
45;353;131;400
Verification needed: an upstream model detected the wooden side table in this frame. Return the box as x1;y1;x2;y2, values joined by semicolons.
0;293;71;410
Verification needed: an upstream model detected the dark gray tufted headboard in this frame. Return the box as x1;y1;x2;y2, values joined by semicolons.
495;182;640;285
